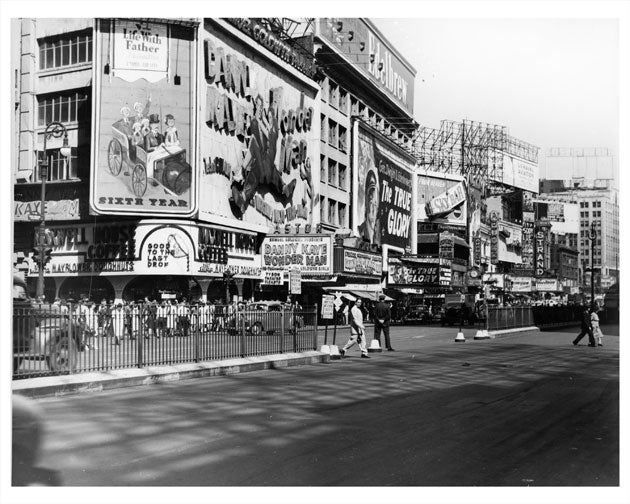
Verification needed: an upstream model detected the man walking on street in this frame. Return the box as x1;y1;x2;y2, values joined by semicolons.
374;294;394;351
573;306;596;347
340;299;370;359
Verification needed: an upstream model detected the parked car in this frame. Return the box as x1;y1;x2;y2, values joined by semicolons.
405;304;431;324
227;302;303;335
13;274;84;374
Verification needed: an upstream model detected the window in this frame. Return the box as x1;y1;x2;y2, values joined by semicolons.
329;81;339;108
320;195;326;222
38;89;89;126
339;89;348;114
328;199;337;225
328;119;337;146
584;202;589;208
34;147;78;182
338;163;347;191
39;31;92;70
320;114;327;141
328;159;337;186
338;125;347;152
338;202;347;228
320;154;326;184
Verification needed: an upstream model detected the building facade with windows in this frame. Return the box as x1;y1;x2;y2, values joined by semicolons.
12;17;324;304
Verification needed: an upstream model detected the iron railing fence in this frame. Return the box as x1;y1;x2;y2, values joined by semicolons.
13;303;318;379
486;306;534;331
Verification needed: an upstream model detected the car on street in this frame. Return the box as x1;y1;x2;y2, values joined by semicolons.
13;274;84;374
404;304;431;324
227;301;304;335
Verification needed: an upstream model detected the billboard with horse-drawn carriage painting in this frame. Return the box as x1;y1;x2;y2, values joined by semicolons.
90;19;198;217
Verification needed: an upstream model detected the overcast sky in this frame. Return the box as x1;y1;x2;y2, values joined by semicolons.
373;18;619;173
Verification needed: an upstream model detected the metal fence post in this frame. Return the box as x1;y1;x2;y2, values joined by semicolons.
240;308;246;358
280;309;285;354
68;307;74;374
137;308;143;368
313;304;318;350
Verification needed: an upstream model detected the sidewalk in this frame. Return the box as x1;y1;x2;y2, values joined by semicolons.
13;351;329;399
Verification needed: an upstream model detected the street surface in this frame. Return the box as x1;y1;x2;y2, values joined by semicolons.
31;324;619;486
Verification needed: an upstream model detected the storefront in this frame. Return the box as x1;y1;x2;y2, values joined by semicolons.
27;219;262;303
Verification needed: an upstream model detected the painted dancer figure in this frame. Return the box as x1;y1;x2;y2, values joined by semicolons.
230;94;296;214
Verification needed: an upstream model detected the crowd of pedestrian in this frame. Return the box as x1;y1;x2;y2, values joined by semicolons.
40;297;304;349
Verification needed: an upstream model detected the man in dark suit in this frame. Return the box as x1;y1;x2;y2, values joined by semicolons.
373;294;394;351
573;307;596;347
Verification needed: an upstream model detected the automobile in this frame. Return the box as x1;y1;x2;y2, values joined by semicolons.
404;304;431;324
226;301;304;335
13;274;84;374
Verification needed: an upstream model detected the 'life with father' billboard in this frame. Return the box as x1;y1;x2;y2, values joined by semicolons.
353;122;414;252
90;19;197;217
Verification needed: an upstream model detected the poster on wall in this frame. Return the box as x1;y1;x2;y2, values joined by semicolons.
198;26;318;232
353;122;414;251
91;19;197;217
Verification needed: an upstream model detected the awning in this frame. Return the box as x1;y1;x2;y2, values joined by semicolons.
350;290;394;302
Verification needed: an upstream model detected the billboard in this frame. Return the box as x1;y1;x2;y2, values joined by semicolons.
198;24;319;232
499;154;539;193
417;171;467;227
316;19;415;116
342;249;382;276
387;257;449;286
91;19;197;217
353;122;414;251
261;235;333;275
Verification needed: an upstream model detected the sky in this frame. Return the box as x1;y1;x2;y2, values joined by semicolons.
374;18;620;176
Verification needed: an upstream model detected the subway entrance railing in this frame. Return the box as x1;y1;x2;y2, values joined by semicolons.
12;303;319;380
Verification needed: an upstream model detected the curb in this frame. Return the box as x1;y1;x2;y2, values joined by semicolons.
12;351;330;399
489;326;540;337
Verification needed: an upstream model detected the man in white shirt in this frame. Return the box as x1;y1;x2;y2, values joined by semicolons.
340;298;370;359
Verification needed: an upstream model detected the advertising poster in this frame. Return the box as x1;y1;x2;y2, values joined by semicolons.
91;19;197;217
417;171;467;227
262;235;333;275
439;231;455;260
342;249;382;276
290;269;302;294
500;154;539;193
388;257;447;285
353;122;414;251
511;276;533;292
490;211;499;265
516;220;535;272
321;295;335;319
198;26;319;232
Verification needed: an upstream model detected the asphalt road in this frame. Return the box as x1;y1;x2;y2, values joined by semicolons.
30;324;619;487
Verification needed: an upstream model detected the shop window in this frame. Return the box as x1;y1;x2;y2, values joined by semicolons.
39;30;92;70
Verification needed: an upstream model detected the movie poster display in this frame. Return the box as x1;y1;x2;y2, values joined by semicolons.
91;19;197;217
198;22;319;232
353;122;414;251
261;235;333;275
388;257;449;285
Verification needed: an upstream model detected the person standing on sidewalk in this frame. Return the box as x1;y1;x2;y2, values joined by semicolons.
373;294;394;351
340;298;370;359
573;306;596;347
590;307;604;346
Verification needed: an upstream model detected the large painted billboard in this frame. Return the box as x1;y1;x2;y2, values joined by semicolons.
353;122;414;252
417;170;467;227
198;22;319;232
90;19;197;217
498;154;539;193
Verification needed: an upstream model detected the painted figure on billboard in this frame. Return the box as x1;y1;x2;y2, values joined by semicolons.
91;19;195;216
358;166;382;245
355;125;412;250
230;94;297;216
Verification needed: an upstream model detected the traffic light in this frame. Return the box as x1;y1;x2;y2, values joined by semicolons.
31;247;41;265
43;247;53;264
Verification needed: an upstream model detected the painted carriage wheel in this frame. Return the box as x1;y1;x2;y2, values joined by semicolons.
107;139;123;176
132;163;148;197
173;167;191;195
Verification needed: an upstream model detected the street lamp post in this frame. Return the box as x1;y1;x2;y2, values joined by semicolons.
36;121;70;300
588;221;597;311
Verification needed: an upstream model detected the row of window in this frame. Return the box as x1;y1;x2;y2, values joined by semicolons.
580;210;603;218
321;116;348;153
39;31;92;70
321;80;349;115
37;90;90;126
320;196;347;228
32;148;79;182
580;201;603;208
320;155;348;191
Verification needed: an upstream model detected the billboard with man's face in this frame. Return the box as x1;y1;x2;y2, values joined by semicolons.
353;122;414;252
90;19;197;217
